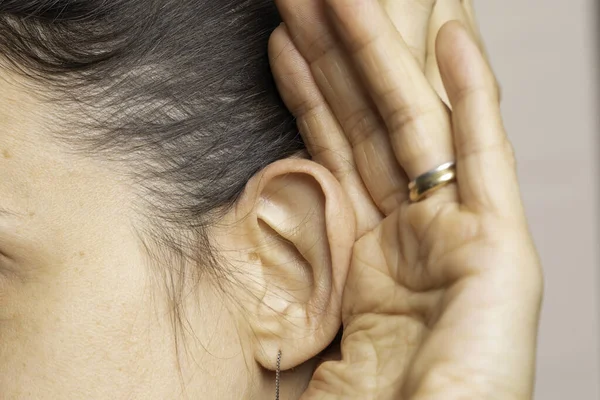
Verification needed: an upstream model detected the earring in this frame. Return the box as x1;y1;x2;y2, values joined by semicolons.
275;349;282;400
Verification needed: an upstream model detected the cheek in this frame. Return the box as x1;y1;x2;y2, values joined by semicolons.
0;251;16;293
0;252;175;398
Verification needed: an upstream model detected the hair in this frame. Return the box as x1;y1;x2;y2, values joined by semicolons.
0;0;307;345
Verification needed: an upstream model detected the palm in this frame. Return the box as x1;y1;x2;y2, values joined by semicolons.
323;202;510;397
303;197;539;399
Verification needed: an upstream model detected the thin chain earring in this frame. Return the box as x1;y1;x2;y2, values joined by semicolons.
275;349;282;400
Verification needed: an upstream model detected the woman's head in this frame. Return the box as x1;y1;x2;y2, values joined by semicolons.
0;1;354;398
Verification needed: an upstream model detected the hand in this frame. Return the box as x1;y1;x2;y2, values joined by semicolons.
380;0;490;106
270;0;543;399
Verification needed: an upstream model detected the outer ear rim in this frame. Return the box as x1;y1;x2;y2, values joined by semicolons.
236;158;355;371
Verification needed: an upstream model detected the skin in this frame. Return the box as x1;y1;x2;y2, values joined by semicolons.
0;1;541;399
271;0;542;399
0;69;251;398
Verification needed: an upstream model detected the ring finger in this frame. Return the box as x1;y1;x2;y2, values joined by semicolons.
326;0;455;186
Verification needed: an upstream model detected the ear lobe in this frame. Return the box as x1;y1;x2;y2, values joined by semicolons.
236;159;355;372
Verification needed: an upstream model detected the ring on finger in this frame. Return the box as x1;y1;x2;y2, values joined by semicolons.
408;161;457;202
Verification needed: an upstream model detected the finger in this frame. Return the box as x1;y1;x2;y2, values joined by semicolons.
437;21;521;215
276;0;409;215
425;0;473;107
461;0;485;51
269;24;383;234
460;0;503;101
379;0;436;68
326;0;454;181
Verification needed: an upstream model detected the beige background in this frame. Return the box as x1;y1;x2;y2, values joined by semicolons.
473;0;599;398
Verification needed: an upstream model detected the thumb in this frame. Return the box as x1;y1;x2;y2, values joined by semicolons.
380;0;437;68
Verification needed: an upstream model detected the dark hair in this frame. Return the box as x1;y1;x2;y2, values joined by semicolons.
0;0;305;339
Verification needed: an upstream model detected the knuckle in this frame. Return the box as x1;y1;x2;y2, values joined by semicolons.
306;30;338;62
346;30;380;56
453;84;487;109
378;187;406;215
293;97;327;119
386;103;441;135
342;108;383;145
312;148;355;178
457;140;505;162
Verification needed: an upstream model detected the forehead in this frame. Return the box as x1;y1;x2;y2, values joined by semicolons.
0;70;65;210
0;68;137;261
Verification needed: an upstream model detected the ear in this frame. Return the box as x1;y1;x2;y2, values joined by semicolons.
224;158;355;371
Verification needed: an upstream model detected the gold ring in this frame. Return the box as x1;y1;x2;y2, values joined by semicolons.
408;161;457;202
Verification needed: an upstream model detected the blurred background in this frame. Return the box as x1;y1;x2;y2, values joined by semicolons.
474;0;599;398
